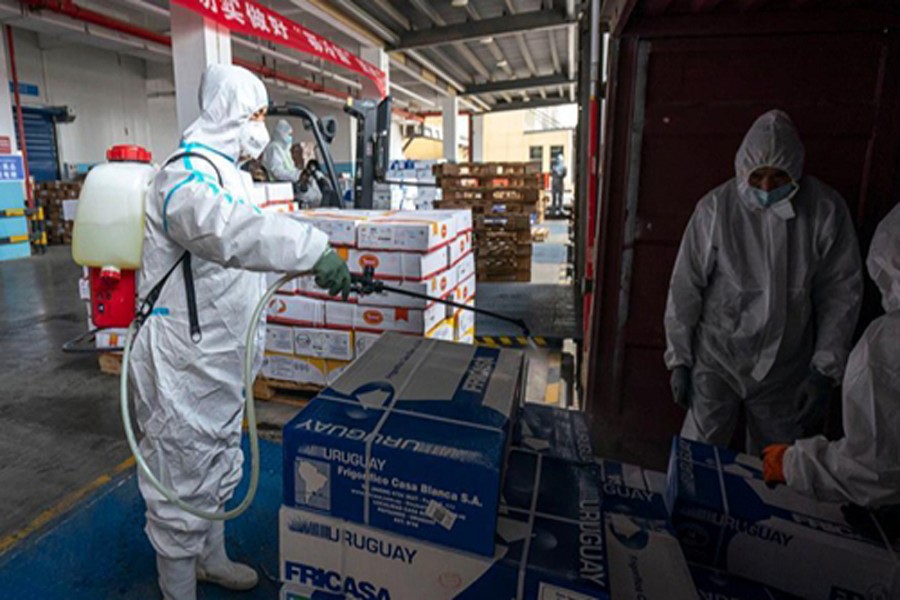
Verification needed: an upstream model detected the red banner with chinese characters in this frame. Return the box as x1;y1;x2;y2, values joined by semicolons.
172;0;386;97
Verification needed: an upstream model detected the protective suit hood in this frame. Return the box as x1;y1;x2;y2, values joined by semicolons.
734;110;804;211
867;204;900;313
182;65;268;162
273;119;292;148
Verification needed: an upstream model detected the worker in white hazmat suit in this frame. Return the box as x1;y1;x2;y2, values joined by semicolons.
664;110;863;454
260;118;301;183
130;65;350;600
762;203;900;512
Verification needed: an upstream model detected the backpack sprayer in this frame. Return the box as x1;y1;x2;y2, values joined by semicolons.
65;145;532;522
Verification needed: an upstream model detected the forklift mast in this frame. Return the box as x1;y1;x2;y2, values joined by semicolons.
345;96;392;209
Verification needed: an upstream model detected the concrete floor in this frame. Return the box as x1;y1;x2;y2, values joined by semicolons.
0;247;129;539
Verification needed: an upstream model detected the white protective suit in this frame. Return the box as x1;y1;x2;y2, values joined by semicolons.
784;203;900;508
260;119;301;182
131;65;329;560
664;110;863;453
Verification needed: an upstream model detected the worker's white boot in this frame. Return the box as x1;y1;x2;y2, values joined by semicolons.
157;555;197;600
196;520;259;591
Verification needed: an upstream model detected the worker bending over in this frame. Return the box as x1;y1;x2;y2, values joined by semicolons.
664;110;862;454
131;64;350;600
763;204;900;515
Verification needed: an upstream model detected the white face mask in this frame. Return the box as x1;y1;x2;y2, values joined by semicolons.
239;120;270;160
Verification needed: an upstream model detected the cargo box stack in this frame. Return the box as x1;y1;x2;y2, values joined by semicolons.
36;180;82;245
666;436;900;599
259;209;475;393
279;334;700;600
378;159;441;210
434;161;541;283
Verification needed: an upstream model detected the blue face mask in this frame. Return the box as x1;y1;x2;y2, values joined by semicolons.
285;135;293;146
752;182;795;207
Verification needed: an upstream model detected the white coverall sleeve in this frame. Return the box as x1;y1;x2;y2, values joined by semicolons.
261;144;301;183
163;173;329;273
664;198;717;369
785;325;900;507
809;201;863;381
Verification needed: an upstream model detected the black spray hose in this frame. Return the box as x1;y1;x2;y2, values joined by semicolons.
350;266;531;337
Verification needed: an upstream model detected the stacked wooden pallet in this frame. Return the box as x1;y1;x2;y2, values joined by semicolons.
35;180;82;245
434;161;540;282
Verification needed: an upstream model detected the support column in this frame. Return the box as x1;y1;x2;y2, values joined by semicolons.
441;95;459;163
471;114;485;162
170;3;231;131
360;46;389;98
0;33;18;154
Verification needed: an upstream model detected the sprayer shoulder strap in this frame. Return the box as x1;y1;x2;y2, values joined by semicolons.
137;151;225;343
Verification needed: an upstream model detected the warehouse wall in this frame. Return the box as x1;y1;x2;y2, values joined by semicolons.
482;110;573;189
11;29;154;170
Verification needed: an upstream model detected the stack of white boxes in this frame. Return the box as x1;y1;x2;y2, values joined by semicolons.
374;159;442;210
261;208;475;388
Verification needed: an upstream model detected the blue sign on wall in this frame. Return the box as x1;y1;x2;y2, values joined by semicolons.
0;155;24;181
8;81;39;97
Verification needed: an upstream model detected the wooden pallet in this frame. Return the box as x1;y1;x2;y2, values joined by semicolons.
436;174;542;188
477;270;531;283
433;161;541;177
438;199;537;215
475;214;532;231
441;187;540;204
99;352;123;375
253;377;320;407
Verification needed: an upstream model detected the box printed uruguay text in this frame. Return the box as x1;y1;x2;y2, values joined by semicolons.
667;436;900;600
283;333;526;556
279;450;697;600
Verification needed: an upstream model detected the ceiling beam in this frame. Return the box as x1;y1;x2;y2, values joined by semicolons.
488;96;572;113
391;10;575;51
464;73;573;95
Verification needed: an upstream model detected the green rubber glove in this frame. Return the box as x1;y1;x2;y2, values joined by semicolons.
313;247;352;301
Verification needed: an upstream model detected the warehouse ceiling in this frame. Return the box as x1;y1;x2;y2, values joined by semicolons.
0;0;583;114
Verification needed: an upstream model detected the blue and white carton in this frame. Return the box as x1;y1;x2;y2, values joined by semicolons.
690;565;801;600
283;333;526;557
667;436;900;600
280;450;697;600
513;403;594;462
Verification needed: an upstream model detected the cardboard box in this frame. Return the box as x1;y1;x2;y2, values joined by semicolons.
359;269;457;309
282;333;525;556
452;298;475;335
62;199;78;221
353;331;381;358
449;231;473;266
266;324;295;355
454;273;476;305
292;327;354;361
279;451;696;600
416;209;473;237
267;182;294;203
78;277;90;301
268;295;326;326
425;318;454;341
293;210;377;247
455;252;475;284
690;565;801;600
326;301;444;334
266;272;296;294
455;327;474;345
513;403;593;463
95;328;128;349
348;247;449;280
667;437;900;599
358;212;457;252
251;184;268;207
261;353;350;387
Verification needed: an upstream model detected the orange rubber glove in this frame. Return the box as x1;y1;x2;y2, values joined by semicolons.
762;444;790;485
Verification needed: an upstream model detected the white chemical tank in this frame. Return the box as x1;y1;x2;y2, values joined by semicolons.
72;145;154;269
